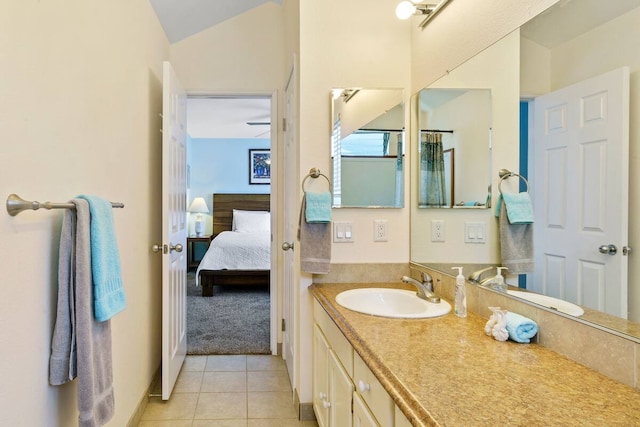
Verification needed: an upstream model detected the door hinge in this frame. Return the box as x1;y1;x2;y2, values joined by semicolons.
281;318;286;331
282;118;287;132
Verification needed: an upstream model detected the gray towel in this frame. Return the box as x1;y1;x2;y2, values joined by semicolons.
49;199;115;427
298;195;331;274
498;201;534;274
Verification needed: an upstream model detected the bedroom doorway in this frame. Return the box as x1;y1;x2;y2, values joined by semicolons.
184;94;277;356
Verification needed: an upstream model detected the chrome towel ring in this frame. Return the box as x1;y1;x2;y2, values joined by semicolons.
301;168;331;192
498;168;529;193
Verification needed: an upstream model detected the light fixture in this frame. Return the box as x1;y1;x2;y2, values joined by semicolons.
395;0;452;28
189;197;209;237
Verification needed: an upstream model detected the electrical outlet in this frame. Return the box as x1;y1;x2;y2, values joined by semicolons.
431;220;445;242
374;220;388;242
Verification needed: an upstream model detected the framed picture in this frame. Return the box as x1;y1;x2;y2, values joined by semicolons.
249;149;271;185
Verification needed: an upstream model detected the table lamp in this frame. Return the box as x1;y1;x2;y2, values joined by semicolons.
189;197;209;236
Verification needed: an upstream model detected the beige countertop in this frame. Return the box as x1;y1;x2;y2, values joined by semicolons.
309;282;640;427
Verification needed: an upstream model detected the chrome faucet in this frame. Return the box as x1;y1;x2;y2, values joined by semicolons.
468;266;497;286
401;273;441;304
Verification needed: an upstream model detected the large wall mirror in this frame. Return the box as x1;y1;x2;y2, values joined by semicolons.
411;0;640;340
331;88;404;208
418;88;491;208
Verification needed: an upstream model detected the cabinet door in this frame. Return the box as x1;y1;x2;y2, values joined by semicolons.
313;325;330;427
395;405;413;427
329;350;354;427
353;392;380;427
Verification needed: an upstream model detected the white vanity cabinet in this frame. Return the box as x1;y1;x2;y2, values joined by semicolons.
313;300;399;427
394;406;413;427
313;324;354;427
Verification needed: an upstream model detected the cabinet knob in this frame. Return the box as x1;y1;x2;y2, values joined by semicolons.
319;392;327;400
323;400;331;409
358;380;370;392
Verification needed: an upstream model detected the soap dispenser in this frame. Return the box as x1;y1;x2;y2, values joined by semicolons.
490;267;508;293
452;267;467;318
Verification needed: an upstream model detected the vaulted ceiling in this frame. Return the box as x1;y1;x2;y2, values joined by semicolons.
149;1;279;139
149;0;282;43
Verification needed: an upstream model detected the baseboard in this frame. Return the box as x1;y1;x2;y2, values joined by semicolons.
126;365;160;427
277;342;282;356
294;388;316;421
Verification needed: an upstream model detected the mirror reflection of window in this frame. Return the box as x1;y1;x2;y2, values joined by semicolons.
331;88;405;208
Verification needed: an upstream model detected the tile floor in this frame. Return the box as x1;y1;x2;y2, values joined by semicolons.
138;355;319;427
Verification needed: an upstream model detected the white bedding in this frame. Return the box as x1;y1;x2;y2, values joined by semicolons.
196;231;270;284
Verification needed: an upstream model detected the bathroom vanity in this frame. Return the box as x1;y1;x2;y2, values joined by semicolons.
310;281;640;426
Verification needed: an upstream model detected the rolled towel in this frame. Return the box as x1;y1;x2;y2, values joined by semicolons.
505;312;538;343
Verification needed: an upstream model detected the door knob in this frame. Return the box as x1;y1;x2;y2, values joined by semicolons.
170;243;183;253
282;242;294;251
598;244;617;255
152;244;166;254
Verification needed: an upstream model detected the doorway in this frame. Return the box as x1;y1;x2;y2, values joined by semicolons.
185;94;277;354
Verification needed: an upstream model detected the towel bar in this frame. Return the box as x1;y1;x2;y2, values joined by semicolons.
498;169;529;193
301;168;331;192
6;193;124;217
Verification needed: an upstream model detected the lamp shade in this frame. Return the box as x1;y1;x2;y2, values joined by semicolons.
189;197;209;214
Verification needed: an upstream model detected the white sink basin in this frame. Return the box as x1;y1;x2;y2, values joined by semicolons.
335;288;451;319
507;290;584;317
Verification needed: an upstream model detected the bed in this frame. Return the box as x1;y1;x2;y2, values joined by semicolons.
196;193;271;296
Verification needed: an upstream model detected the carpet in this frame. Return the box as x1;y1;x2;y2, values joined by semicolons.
187;272;270;355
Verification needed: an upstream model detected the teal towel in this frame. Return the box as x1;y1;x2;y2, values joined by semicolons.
78;195;126;321
305;191;332;223
505;312;538;343
495;193;534;224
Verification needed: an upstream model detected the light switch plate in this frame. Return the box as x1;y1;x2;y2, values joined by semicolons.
333;221;354;243
465;222;486;243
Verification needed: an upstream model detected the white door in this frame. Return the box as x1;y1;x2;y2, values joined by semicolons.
282;65;297;384
532;67;629;318
160;61;188;399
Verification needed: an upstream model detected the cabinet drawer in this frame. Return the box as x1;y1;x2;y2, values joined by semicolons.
354;352;394;427
314;300;353;377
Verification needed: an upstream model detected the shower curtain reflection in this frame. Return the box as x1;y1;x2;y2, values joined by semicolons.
419;132;446;207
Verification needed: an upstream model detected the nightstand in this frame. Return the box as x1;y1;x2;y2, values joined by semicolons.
187;236;212;270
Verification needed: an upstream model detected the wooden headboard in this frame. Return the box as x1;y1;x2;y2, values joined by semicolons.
212;193;270;237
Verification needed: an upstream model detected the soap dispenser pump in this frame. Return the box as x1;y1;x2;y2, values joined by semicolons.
452;267;467;318
491;267;508;293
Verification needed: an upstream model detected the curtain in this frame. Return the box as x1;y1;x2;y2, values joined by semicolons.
419;132;446;206
382;132;390;156
395;133;404;206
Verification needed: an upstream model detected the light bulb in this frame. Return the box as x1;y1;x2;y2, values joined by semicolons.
395;1;416;20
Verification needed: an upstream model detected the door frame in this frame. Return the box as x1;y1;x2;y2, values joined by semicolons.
186;89;279;354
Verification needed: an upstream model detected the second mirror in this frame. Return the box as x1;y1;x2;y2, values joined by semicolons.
418;88;492;208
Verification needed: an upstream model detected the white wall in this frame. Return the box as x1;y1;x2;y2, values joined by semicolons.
188;138;270;236
0;2;169;425
410;0;559;92
299;0;412;265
